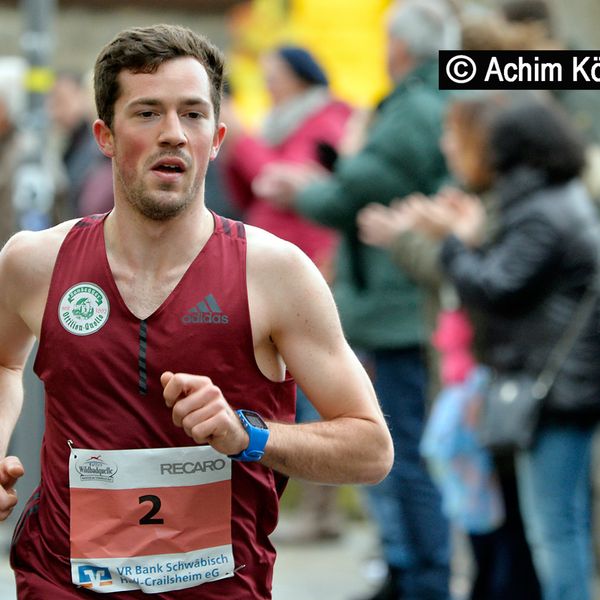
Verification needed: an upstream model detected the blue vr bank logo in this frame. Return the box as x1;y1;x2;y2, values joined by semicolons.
78;565;112;588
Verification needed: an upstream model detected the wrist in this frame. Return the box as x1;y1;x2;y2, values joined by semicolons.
228;410;269;462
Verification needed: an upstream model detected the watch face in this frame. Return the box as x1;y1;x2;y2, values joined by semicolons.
244;412;267;429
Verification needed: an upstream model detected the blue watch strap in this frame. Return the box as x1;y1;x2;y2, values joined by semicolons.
229;410;270;462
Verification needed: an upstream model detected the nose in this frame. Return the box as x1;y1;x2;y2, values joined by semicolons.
158;110;186;147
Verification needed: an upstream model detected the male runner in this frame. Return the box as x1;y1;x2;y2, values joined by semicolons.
0;24;393;598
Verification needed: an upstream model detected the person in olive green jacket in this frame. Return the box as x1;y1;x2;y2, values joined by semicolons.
256;2;459;598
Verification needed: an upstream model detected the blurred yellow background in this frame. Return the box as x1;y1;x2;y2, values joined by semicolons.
227;0;394;127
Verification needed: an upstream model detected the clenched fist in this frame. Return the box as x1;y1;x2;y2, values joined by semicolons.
0;456;24;521
161;372;249;457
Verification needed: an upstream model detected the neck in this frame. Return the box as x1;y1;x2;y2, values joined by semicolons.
104;201;214;274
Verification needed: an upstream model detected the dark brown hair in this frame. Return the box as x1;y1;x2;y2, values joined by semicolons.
94;24;225;130
489;98;585;183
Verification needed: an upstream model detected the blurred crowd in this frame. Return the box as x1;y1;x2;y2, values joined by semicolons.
2;1;600;599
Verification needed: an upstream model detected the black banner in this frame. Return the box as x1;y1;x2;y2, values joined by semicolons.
439;50;600;90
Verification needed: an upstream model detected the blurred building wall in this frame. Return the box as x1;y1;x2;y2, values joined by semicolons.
0;5;229;74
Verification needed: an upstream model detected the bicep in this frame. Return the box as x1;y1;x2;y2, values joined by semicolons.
0;220;71;361
269;252;378;421
0;273;35;372
0;308;35;372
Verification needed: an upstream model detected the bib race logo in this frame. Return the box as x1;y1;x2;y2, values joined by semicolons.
75;454;118;483
59;283;110;336
77;565;113;588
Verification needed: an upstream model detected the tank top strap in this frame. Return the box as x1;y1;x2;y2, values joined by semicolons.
212;212;246;241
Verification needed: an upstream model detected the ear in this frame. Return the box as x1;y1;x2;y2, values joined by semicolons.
93;119;115;158
209;122;227;161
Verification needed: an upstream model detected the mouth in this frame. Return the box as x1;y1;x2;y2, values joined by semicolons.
150;157;187;178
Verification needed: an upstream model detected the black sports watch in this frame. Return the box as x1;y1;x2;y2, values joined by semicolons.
229;410;270;462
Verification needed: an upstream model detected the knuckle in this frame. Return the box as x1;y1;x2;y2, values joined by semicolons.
171;407;185;426
208;386;223;402
181;413;195;432
190;423;206;442
182;422;194;438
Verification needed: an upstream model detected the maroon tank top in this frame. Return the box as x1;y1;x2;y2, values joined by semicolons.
13;213;296;599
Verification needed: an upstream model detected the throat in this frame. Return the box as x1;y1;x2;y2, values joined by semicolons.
103;208;215;319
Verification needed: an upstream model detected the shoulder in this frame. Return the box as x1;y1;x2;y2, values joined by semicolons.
383;80;445;122
370;93;443;154
245;224;343;340
508;181;580;225
287;100;351;147
0;219;78;304
245;224;318;282
245;224;333;308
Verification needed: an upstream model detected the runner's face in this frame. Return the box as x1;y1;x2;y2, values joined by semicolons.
105;57;225;220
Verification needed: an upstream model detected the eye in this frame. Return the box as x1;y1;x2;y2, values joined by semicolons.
185;111;204;120
137;111;157;119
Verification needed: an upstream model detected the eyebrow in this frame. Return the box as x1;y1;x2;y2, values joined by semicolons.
127;97;212;111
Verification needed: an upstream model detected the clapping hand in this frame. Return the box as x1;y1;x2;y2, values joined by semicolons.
253;162;328;209
402;188;485;247
357;196;421;248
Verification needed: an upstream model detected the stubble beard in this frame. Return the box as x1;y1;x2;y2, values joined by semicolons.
116;168;202;222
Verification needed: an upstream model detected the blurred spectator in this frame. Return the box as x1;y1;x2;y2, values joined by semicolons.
461;1;600;204
500;0;600;147
221;45;350;278
402;97;600;600
48;70;112;217
460;11;551;52
357;92;542;600
0;57;26;247
221;45;352;543
252;2;460;598
204;81;241;220
500;0;554;35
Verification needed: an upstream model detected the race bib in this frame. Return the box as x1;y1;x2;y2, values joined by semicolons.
69;445;234;594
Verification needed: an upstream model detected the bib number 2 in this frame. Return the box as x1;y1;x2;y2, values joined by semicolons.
139;494;164;525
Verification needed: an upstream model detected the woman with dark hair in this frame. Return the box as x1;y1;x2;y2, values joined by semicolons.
401;97;600;600
358;92;542;600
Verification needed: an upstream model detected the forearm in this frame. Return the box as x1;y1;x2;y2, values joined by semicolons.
0;366;24;458
262;417;393;485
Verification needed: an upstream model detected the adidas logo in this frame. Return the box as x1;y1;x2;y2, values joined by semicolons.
181;294;230;325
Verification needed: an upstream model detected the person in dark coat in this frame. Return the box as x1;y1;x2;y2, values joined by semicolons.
403;97;600;600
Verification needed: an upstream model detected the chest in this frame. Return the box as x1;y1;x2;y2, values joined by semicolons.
113;270;186;321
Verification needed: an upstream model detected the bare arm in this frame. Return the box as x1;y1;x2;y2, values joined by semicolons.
0;237;32;455
163;230;393;485
0;225;70;519
248;232;393;484
0;234;38;518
